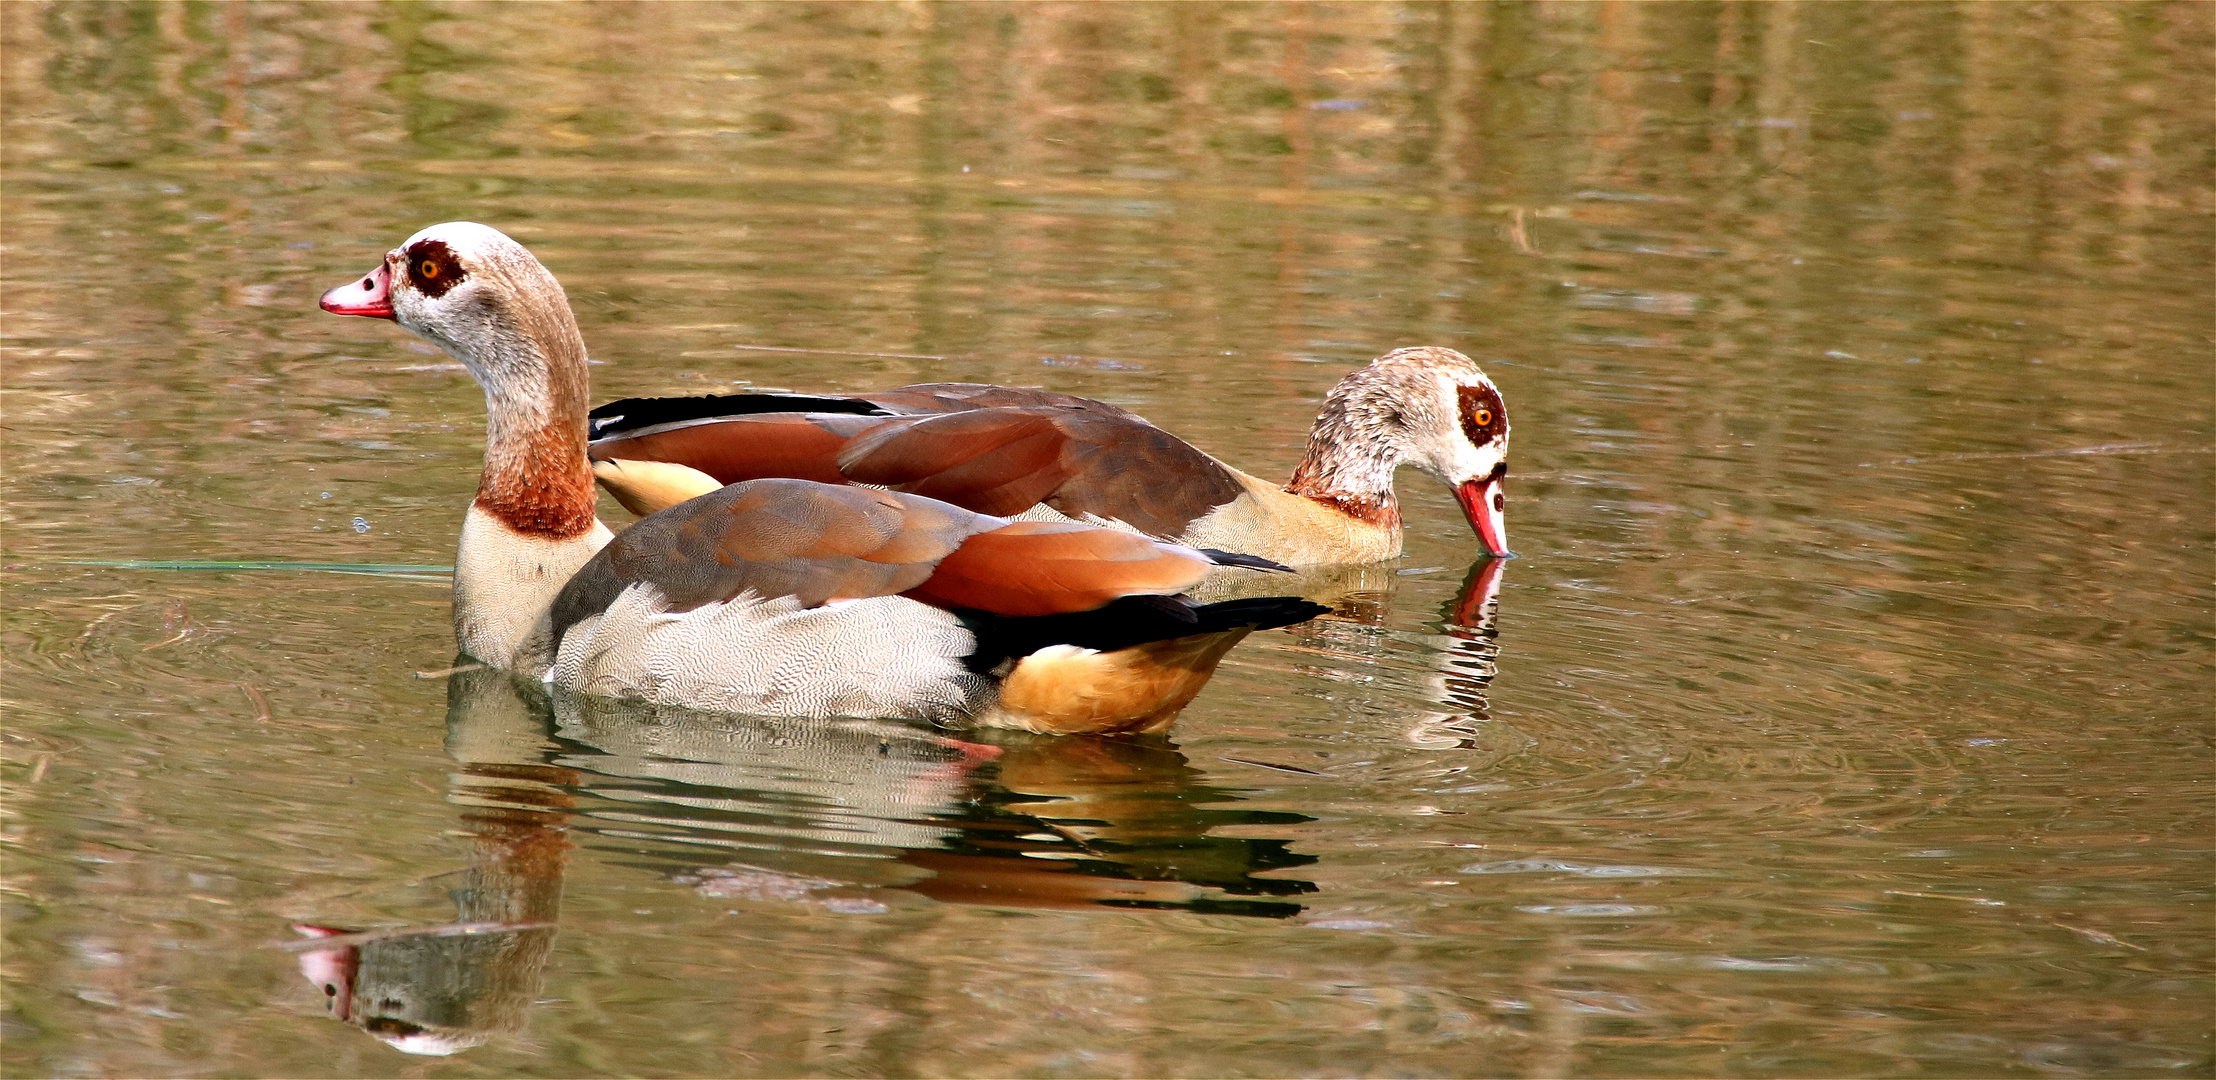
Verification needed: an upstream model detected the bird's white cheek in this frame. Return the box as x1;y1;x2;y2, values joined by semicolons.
1421;436;1504;485
391;296;445;345
393;288;466;349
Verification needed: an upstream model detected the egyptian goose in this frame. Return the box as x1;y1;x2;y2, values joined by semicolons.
317;222;1323;735
585;347;1511;566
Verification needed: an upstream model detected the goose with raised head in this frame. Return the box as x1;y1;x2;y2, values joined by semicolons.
318;222;1324;735
586;346;1512;566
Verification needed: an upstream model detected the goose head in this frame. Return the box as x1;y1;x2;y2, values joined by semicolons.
319;222;588;413
1289;347;1511;558
320;222;602;544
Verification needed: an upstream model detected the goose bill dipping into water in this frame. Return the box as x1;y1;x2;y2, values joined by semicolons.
318;222;1325;735
585;349;1511;566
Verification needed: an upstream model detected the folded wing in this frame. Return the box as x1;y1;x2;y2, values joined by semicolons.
587;385;1246;538
549;478;1223;641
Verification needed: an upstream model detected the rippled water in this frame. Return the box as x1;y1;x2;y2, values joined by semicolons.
3;3;2211;1076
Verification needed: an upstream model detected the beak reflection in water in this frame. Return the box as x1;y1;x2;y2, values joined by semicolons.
1268;559;1510;753
1421;559;1509;745
287;665;1319;1053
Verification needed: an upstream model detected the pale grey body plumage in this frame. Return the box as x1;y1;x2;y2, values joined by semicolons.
551;585;992;723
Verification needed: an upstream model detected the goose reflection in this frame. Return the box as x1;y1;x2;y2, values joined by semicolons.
1265;558;1508;747
1438;558;1507;713
290;664;1317;1053
288;666;575;1056
547;681;1318;917
1403;558;1508;749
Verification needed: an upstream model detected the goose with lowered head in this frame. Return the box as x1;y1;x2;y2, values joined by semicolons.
317;222;1323;735
586;346;1512;566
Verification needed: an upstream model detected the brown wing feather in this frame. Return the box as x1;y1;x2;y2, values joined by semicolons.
839;408;1244;538
588;414;894;486
551;479;1215;640
902;521;1212;617
551;479;998;641
837;411;1073;516
588;386;1244;538
1039;415;1246;537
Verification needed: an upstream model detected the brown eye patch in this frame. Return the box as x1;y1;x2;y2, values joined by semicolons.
1456;383;1506;446
402;239;464;298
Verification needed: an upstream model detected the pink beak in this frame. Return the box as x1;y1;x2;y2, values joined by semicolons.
1455;469;1510;558
291;923;360;1021
319;262;396;320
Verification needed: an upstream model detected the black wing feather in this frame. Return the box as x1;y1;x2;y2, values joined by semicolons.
959;595;1327;675
589;393;896;440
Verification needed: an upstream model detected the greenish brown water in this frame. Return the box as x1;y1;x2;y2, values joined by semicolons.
2;3;2210;1076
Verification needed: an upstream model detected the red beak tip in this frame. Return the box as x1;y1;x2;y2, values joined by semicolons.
1454;476;1509;560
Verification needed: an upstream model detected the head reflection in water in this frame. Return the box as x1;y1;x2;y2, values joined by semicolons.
291;919;557;1056
288;666;574;1056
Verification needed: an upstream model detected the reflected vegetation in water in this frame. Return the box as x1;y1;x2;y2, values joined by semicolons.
3;2;2211;1077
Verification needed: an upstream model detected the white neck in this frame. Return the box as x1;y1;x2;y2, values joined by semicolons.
453;505;611;672
431;279;611;671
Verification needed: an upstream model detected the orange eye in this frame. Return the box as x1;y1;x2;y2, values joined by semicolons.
1473;408;1492;426
418;260;440;279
